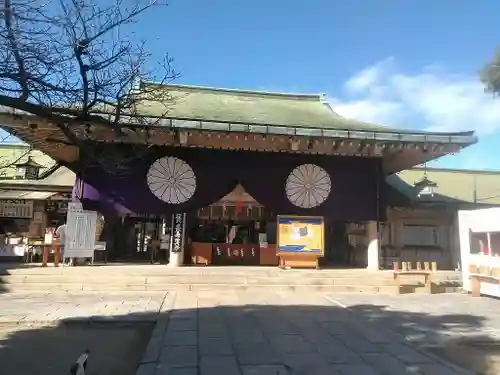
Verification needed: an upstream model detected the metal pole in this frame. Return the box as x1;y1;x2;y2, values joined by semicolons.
376;163;382;270
487;232;492;263
473;175;477;203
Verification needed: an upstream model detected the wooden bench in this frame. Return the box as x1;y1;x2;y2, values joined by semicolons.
469;274;500;297
468;263;500;297
393;261;436;294
278;252;321;269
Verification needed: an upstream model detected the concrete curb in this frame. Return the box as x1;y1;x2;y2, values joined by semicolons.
0;317;157;326
135;293;176;375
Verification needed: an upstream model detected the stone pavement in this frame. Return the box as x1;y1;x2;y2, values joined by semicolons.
0;291;165;323
323;293;500;375
324;293;500;342
2;291;497;374
138;291;477;375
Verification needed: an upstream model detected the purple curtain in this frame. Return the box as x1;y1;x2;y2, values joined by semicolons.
74;144;385;221
76;146;239;216
72;178;133;216
235;151;383;221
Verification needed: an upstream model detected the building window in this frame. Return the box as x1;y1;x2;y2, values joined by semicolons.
470;231;500;256
491;232;500;256
402;224;440;247
469;231;487;255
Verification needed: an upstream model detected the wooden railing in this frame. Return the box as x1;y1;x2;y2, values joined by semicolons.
468;261;500;297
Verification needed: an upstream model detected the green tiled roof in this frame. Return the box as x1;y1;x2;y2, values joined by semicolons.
0;84;477;144
0;162;75;188
390;168;500;205
0;145;55;179
132;84;475;141
136;84;391;131
28;165;75;187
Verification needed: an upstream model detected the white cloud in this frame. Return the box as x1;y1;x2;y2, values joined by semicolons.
344;58;395;94
329;98;406;126
331;60;500;136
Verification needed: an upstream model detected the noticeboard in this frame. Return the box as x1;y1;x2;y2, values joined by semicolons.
277;215;324;255
64;202;97;260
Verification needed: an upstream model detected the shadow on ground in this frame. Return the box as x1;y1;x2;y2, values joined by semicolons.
0;262;32;294
0;299;498;375
0;262;55;295
0;321;154;375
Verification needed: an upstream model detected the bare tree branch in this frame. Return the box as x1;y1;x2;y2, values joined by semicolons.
0;0;178;175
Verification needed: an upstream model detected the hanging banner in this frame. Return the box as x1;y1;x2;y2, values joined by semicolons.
0;199;33;218
212;244;259;265
170;213;186;253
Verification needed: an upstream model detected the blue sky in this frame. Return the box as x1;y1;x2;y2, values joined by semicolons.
4;0;500;170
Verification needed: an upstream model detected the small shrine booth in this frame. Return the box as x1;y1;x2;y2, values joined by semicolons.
0;84;477;269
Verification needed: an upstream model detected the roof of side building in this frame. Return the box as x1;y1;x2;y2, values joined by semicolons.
392;167;500;205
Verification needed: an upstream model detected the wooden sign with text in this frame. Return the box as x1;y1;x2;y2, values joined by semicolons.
212;244;260;265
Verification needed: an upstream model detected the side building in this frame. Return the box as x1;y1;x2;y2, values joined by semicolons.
382;167;500;270
0;147;74;259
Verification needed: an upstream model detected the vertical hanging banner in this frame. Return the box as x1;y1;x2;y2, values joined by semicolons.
170;213;187;253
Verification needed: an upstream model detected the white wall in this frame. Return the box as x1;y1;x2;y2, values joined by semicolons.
458;208;500;296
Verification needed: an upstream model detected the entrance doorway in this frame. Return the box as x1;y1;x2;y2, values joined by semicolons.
322;221;366;268
100;215;170;263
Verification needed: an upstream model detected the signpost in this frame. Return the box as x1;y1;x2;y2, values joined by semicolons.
276;215;324;269
168;213;186;267
64;202;98;264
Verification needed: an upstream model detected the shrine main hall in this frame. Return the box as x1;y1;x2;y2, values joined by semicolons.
0;84;477;268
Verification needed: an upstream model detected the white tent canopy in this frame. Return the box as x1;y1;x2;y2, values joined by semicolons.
459;207;500;298
466;207;500;233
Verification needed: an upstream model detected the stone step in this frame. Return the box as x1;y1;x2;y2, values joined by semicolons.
1;281;463;294
1;265;462;277
1;275;390;284
0;265;463;294
0;274;462;287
